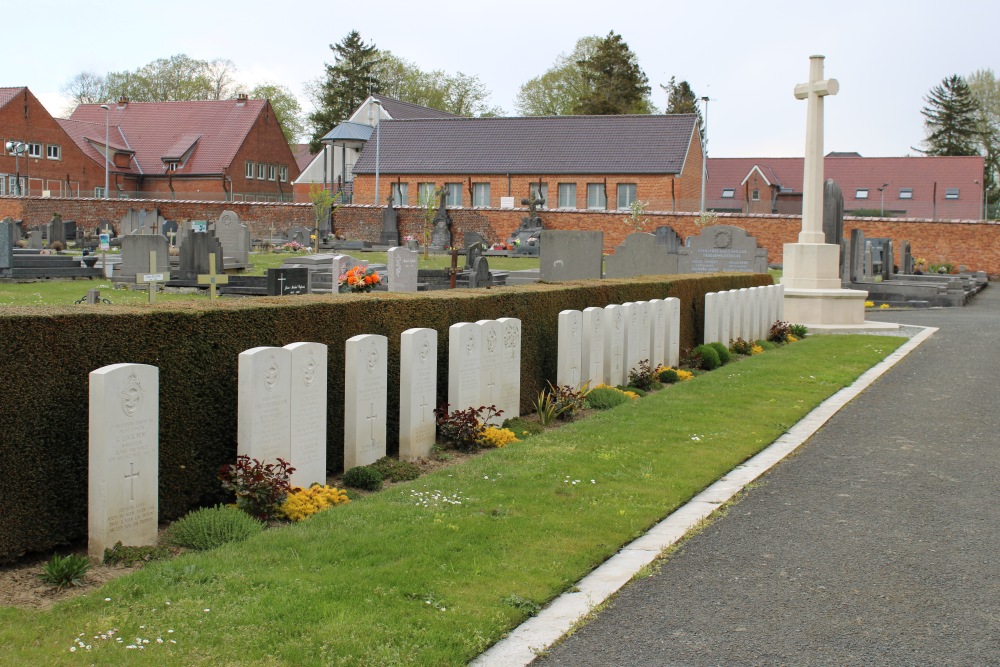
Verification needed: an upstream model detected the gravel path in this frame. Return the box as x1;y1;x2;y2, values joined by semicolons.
536;290;1000;666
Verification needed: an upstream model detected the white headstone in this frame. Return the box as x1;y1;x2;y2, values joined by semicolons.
399;328;438;461
582;307;605;387
448;322;482;412
635;301;652;367
284;342;328;488
477;320;504;424
740;289;753;341
88;363;159;559
719;291;732;345
666;297;680;367
238;346;292;465
497;317;522;419
388;246;419;293
622;302;641;380
604;304;627;386
704;293;719;345
344;334;388;469
557;310;583;388
649;299;666;369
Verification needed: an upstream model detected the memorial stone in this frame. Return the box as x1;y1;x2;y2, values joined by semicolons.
581;307;605;387
823;179;844;245
622;302;641;378
899;241;913;275
557;310;584;388
497;317;522;419
238;347;292;465
655;225;684;253
285;342;328;488
635;301;652;365
47;213;66;247
28;229;42;249
605;232;680;278
719;291;732;345
666;297;681;367
379;195;400;246
400;328;438;461
0;218;13;278
539;230;603;281
162;220;179;245
477;320;504;423
704;293;720;345
464;232;486;258
649;299;667;368
603;304;627;386
178;231;224;281
430;190;452;248
267;267;310;295
119;234;169;282
344;335;388;469
679;225;769;273
88;363;159;559
387;246;419;292
212;211;251;268
448;322;482;412
469;256;490;288
465;241;484;269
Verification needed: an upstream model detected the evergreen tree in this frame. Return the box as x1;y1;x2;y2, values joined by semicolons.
515;36;600;116
661;76;704;135
308;31;380;151
967;68;1000;215
572;32;652;115
919;75;979;156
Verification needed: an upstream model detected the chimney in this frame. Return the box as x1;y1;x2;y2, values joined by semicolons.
236;93;248;104
117;96;128;108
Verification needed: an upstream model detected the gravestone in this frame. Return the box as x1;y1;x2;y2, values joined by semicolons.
400;328;438;461
899;241;913;275
379;195;400;246
88;363;159;559
557;310;583;388
497;317;522;420
717;292;732;346
211;211;251;269
161;220;179;245
635;301;652;366
509;190;544;255
469;256;490;288
463;232;486;257
603;304;627;386
823;179;844;245
739;289;752;341
448;322;482;412
344;334;388;469
622;302;642;379
285;342;328;488
0;218;13;278
539;230;603;281
119;234;169;282
865;241;874;280
881;240;895;280
267;267;309;295
289;226;311;246
649;299;666;367
387;246;419;293
28;230;42;250
465;242;484;269
581;307;605;387
238;347;292;465
178;231;225;281
655;225;684;253
849;229;866;282
679;225;768;273
430;191;452;248
665;297;680;367
605;232;680;278
47;213;67;247
704;293;720;344
12;220;23;242
477;319;504;424
120;208;165;235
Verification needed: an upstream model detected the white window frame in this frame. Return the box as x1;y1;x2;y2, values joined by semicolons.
944;188;960;200
472;182;490;207
166;162;179;172
529;183;548;208
721;188;735;198
9;176;25;195
616;183;637;210
587;183;606;209
445;182;463;207
898;188;913;200
268;164;277;181
257;163;266;180
856;188;869;199
557;183;577;209
418;182;436;206
26;142;42;158
46;145;61;160
94;186;105;198
391;182;409;207
278;166;288;182
751;189;761;201
246;161;255;179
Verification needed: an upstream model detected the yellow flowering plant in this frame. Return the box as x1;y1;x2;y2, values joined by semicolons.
279;484;350;522
864;300;875;308
750;345;764;355
479;426;519;448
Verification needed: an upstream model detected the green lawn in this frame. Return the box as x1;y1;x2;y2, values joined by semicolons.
0;335;903;666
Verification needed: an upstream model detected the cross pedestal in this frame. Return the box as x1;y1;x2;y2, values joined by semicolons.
781;55;870;330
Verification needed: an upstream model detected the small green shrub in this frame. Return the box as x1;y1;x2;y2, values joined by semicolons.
502;417;544;438
369;456;422;483
730;337;754;356
342;466;384;491
618;385;647;397
658;368;680;384
586;386;632;410
168;505;263;550
692;344;721;370
103;541;171;566
789;323;808;338
38;553;91;589
628;360;657;391
708;342;732;365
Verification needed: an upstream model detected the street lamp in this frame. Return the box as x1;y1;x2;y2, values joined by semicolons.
877;182;888;216
100;104;110;199
373;99;383;207
699;96;710;213
4;140;25;195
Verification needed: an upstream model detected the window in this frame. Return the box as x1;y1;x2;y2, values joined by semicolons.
257;163;266;180
751;189;760;201
418;182;436;205
721;188;735;198
557;183;577;208
856;188;869;199
391;182;409;207
246;161;255;178
445;182;462;206
529;183;548;207
46;145;60;160
9;176;25;195
278;166;288;182
616;183;637;209
945;188;960;200
94;186;105;198
268;165;277;181
166;162;179;171
472;182;490;207
898;188;913;199
587;183;607;209
26;142;42;158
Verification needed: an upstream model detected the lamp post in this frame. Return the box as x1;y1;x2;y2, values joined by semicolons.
372;99;383;206
4;141;25;195
877;182;888;217
100;104;110;199
700;96;709;213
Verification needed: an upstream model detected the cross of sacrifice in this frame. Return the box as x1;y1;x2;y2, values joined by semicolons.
136;251;166;303
124;462;140;502
197;253;229;300
793;55;839;244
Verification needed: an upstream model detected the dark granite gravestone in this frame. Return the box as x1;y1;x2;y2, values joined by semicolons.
379;194;400;246
0;218;14;278
464;231;486;254
881;240;895;280
430;190;452;248
12;220;23;242
466;242;484;269
655;225;684;253
849;229;866;282
679;225;768;273
539;230;604;281
469;256;490;288
178;231;225;281
267;267;310;295
47;213;66;247
899;241;913;274
823;179;844;245
604;232;680;278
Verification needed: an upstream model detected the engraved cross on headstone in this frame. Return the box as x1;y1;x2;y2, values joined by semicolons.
485;370;497;404
277;273;287;295
135;251;166;303
794;55;839;244
197;252;229;300
366;402;378;449
124;462;140;502
419;394;429;424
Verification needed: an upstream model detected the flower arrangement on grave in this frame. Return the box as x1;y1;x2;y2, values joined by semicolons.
281;241;304;253
338;265;381;293
279;484;350;522
403;235;416;243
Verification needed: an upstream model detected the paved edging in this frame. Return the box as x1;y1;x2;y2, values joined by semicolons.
471;326;938;667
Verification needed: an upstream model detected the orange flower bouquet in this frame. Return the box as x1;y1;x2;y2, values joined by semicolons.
338;265;381;293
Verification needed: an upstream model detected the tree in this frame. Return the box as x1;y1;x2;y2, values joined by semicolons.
62;54;239;105
919;75;979;156
514;36;600;116
967;69;1000;215
662;76;704;136
249;83;305;143
308;30;381;151
573;32;653;115
372;53;499;116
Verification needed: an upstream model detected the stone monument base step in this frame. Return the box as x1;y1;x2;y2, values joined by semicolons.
782;287;868;327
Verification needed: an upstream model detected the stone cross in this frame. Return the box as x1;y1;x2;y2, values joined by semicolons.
197;252;229;300
794;55;839;244
136;251;166;303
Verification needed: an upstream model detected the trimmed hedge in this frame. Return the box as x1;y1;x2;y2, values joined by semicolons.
0;272;770;562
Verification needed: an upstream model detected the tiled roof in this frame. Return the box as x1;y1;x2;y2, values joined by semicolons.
353;114;698;175
706;155;985;219
56;118;137;174
371;94;456;120
291;144;315;172
0;87;25;110
67;98;268;175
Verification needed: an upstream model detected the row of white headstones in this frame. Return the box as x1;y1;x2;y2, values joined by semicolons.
703;284;785;346
556;298;682;390
86;319;523;558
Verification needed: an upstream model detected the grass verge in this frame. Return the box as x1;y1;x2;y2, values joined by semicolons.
0;334;903;665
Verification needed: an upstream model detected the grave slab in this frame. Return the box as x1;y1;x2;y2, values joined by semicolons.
238;346;292;466
344;334;388;469
400;328;438;461
497;317;522;420
285;342;328;488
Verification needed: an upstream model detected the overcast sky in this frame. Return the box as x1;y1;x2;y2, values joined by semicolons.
11;0;997;157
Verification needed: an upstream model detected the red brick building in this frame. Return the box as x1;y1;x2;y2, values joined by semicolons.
349;114;704;213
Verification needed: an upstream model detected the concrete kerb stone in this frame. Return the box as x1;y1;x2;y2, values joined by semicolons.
471;324;938;667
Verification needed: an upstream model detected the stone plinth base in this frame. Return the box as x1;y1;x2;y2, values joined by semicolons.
781;242;841;290
782;287;868;326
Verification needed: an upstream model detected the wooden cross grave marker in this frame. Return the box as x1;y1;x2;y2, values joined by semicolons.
135;251;166;303
197;253;229;300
